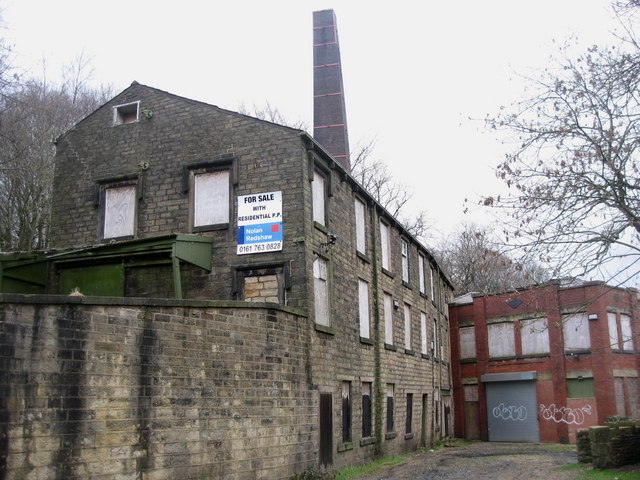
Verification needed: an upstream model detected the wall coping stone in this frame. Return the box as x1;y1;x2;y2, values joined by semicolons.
0;293;307;316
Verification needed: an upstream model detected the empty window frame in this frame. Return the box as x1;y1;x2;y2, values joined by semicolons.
459;326;476;360
355;197;367;254
113;101;140;125
358;279;371;339
380;220;391;271
192;170;230;230
401;239;409;283
341;381;352;443
420;312;428;355
313;170;327;226
487;322;516;358
418;255;426;294
313;257;330;326
563;313;591;351
404;303;412;351
608;312;634;351
520;317;550;355
103;184;137;240
362;382;373;438
384;292;394;345
405;393;414;435
386;384;395;433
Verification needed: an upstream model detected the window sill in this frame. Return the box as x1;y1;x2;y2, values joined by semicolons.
404;433;414;440
402;281;412;289
360;437;377;447
360;336;374;346
419;292;428;300
421;353;430;360
384;343;397;351
460;358;477;364
404;349;415;356
314;221;328;233
315;323;335;335
385;432;397;440
337;442;354;453
611;349;635;354
102;234;134;243
356;251;371;264
382;268;394;279
193;223;229;232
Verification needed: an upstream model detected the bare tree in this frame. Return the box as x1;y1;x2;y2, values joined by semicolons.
237;100;309;130
435;224;549;295
350;138;434;244
0;57;111;251
484;5;640;286
239;101;435;243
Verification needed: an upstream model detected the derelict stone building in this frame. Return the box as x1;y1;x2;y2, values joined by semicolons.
0;82;454;479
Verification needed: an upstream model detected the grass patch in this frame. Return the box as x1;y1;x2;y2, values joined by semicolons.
579;470;640;480
559;463;640;480
332;453;411;480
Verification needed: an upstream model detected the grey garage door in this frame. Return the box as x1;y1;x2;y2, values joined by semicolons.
482;372;539;442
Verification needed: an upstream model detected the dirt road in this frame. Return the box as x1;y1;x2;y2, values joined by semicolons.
354;442;585;480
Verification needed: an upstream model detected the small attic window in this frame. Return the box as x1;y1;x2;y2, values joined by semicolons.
113;101;140;125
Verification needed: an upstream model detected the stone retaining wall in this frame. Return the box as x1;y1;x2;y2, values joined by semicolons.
0;295;314;480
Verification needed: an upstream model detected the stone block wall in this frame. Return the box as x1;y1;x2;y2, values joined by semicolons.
578;422;640;469
0;295;314;480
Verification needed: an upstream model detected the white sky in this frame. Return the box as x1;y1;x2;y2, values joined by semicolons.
1;0;621;244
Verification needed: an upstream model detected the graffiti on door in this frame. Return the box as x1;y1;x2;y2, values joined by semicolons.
539;403;592;425
491;403;528;421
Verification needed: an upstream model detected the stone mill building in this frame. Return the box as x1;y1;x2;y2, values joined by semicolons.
0;81;454;479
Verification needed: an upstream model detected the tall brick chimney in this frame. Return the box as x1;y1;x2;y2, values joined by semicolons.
313;9;351;170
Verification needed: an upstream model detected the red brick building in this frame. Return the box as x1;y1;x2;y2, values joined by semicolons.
449;281;639;443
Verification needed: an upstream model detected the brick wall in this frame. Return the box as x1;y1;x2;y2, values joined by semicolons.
0;295;315;480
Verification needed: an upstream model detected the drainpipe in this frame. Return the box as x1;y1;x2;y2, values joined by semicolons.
369;204;383;456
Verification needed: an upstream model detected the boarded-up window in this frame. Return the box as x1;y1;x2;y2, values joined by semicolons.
620;314;634;351
420;312;428;355
487;322;515;358
401;239;409;283
362;382;372;438
386;384;395;433
314;257;329;326
615;377;626;415
608;312;634;351
193;170;229;228
358;279;370;339
355;197;366;254
404;303;412;350
464;384;479;402
380;220;390;270
563;313;590;351
313;170;326;225
342;381;352;443
429;267;435;300
418;255;426;294
459;327;476;359
384;293;394;345
521;317;550;355
104;185;136;239
567;377;595;398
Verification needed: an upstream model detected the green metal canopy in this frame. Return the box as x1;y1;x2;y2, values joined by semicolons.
1;234;213;299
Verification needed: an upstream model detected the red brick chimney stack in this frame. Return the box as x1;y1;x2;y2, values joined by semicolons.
313;9;351;170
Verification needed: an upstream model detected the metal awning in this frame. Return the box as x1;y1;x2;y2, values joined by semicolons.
48;234;213;299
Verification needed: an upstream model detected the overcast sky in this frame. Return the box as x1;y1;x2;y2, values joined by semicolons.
2;0;621;243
